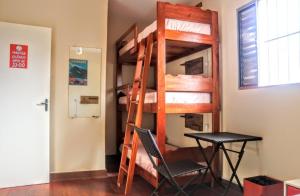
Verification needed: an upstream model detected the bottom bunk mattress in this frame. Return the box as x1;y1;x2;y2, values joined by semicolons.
127;143;178;177
125;143;208;177
118;91;211;104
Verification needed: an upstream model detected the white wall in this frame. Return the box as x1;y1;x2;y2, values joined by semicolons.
0;0;108;173
202;0;300;181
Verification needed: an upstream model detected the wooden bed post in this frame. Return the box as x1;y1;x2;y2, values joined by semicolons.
157;2;166;156
211;11;222;178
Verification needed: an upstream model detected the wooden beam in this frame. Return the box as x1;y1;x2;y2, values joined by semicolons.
157;2;167;157
211;11;220;130
211;11;222;180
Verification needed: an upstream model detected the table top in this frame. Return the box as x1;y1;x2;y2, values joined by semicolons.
184;132;263;144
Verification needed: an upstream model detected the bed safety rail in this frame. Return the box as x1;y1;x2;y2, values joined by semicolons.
165;74;213;92
116;23;138;52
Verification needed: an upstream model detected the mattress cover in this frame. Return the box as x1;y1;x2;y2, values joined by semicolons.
119;19;211;56
119;91;211;104
127;143;178;177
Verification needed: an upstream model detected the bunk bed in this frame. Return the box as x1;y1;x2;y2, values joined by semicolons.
115;1;220;191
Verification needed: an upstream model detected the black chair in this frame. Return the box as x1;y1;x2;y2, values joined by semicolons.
134;126;207;196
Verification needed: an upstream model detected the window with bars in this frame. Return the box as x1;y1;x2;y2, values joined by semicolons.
238;0;300;88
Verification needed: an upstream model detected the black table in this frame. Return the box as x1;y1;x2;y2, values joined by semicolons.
184;132;262;196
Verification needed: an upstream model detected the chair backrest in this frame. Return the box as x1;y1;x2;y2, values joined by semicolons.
134;126;172;179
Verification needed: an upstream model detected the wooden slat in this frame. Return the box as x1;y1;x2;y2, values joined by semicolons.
166;103;213;113
165;30;213;44
163;2;212;24
165;74;213;92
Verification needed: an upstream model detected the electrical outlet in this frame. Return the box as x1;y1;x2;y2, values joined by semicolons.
203;123;209;132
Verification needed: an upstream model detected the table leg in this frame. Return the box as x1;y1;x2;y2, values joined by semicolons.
221;141;247;196
196;139;222;187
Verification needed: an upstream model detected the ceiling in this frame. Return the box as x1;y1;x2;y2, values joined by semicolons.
109;0;201;25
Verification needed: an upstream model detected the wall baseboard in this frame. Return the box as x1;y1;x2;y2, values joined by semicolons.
50;170;112;182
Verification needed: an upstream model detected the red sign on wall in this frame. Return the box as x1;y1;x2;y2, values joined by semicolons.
9;44;28;69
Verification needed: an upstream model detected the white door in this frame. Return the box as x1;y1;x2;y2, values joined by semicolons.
0;22;51;188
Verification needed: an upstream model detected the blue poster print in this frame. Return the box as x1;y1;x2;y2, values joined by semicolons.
69;59;88;86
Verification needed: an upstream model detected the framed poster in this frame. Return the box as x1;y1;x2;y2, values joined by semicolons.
69;59;88;86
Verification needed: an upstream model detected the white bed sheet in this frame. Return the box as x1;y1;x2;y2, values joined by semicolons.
119;91;211;104
119;19;211;56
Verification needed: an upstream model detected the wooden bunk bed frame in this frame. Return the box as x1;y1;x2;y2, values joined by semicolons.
115;1;220;193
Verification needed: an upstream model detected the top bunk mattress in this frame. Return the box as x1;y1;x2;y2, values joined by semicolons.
119;19;211;56
119;91;211;104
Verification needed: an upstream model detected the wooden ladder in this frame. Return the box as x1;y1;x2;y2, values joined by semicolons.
117;33;154;195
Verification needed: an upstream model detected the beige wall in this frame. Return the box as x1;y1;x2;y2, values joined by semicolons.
106;9;133;155
202;0;300;181
0;0;108;173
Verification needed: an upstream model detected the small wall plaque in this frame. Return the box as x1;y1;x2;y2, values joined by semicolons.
80;96;99;104
184;114;203;131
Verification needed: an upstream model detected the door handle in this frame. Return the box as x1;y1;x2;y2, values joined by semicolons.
37;98;48;112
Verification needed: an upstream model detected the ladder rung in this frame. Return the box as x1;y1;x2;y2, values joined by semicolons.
124;144;132;149
120;164;128;173
138;55;145;61
127;122;135;127
134;78;141;83
130;100;138;104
